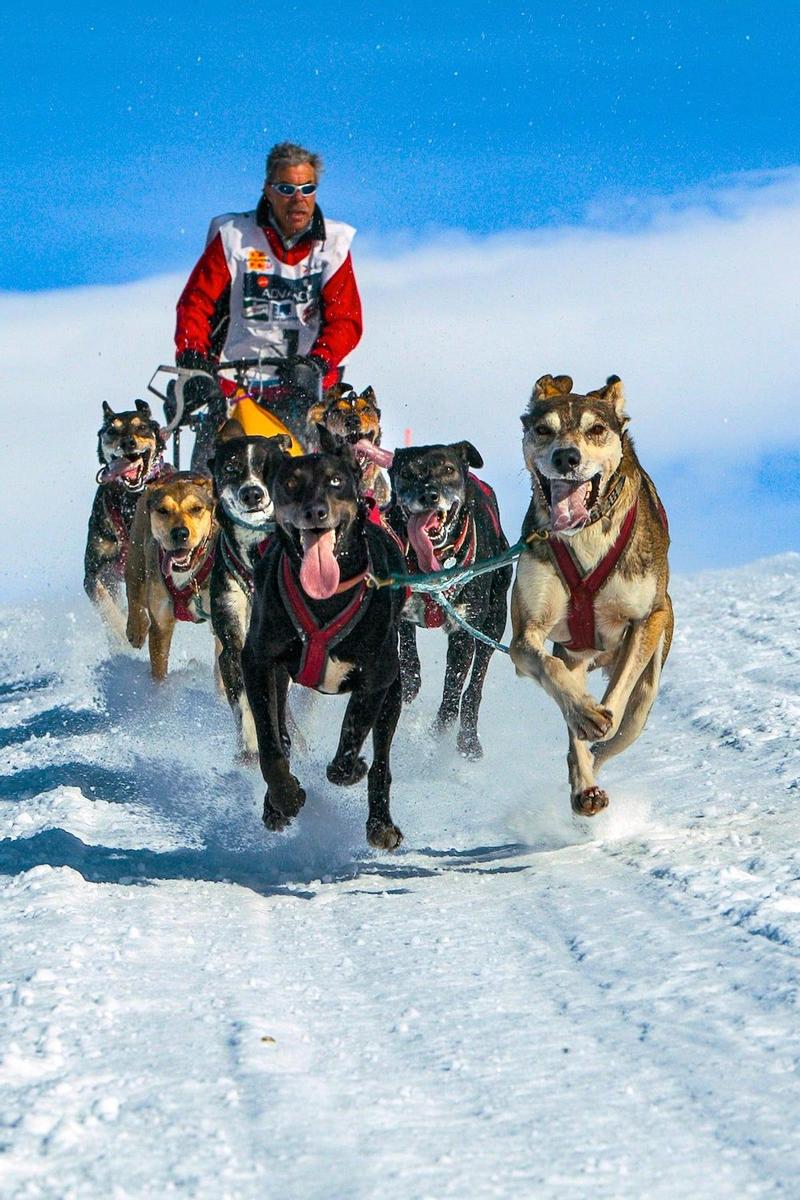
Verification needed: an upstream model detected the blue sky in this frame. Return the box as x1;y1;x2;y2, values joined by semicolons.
4;0;799;289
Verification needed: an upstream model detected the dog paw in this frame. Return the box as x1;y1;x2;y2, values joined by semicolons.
263;798;293;831
126;611;149;649
456;729;483;760
430;712;456;738
567;697;613;742
571;786;609;816
265;779;306;821
366;817;404;851
327;756;368;787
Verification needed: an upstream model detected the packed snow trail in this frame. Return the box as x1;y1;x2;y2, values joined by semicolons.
1;555;799;1198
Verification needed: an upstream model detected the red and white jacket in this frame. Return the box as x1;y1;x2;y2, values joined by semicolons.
175;199;362;389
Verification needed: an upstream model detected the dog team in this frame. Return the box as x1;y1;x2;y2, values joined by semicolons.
85;372;673;850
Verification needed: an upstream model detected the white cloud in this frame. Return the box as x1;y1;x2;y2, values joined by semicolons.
1;171;798;600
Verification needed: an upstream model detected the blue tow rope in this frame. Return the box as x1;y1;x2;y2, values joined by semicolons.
366;531;548;655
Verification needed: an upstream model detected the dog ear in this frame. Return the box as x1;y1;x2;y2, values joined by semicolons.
587;375;628;425
261;440;291;492
134;399;152;418
306;400;327;427
360;386;381;418
450;440;484;470
316;424;347;456
532;374;573;401
216;418;246;443
102;401;114;419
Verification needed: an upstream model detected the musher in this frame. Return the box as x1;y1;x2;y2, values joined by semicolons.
174;141;363;466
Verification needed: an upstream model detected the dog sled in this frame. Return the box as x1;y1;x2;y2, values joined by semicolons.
147;356;325;468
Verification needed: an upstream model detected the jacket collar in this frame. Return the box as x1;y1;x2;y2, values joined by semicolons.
255;195;327;246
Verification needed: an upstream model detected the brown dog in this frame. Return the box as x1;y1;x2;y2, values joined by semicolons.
307;384;391;507
125;473;218;680
510;374;673;816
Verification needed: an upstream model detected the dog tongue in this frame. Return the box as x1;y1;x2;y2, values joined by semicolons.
299;530;340;599
408;512;441;573
353;439;395;468
99;457;140;484
550;480;591;532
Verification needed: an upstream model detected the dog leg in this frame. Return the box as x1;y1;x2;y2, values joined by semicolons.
593;634;666;769
433;631;474;737
147;612;176;681
457;641;494;760
510;625;612;742
125;495;151;649
399;621;421;704
217;629;259;763
326;686;377;786
91;579;129;644
242;649;305;828
597;606;671;742
552;647;608;815
366;674;404;850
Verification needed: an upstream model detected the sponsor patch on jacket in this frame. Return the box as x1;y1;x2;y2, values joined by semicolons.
247;250;270;271
242;270;323;322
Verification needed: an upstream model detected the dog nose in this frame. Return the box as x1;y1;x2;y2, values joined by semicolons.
552;446;581;474
420;486;440;508
239;485;265;509
304;504;329;525
172;525;190;544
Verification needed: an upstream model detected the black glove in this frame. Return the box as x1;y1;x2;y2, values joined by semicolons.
280;354;327;400
175;350;221;419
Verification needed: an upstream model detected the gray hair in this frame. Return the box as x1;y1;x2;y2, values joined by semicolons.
265;142;323;182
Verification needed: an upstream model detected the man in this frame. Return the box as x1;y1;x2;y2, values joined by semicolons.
174;142;363;462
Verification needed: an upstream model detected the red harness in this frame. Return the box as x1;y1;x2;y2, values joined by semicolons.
278;553;371;689
103;492;131;578
219;528;271;597
548;502;639;652
158;537;216;623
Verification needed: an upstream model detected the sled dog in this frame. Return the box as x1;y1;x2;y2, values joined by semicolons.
125;473;218;680
209;421;291;761
84;400;168;639
242;428;407;849
307;383;391;507
388;441;512;759
510;374;673;815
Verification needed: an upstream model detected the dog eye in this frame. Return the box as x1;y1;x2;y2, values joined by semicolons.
588;424;607;436
535;424;551;436
284;477;299;492
329;475;342;487
156;505;169;515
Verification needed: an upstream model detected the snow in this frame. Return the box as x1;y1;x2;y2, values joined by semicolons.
1;553;799;1197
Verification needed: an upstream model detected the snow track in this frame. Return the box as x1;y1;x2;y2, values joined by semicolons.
1;555;799;1198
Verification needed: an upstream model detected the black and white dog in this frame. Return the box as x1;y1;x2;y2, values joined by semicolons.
209;421;291;761
389;441;512;759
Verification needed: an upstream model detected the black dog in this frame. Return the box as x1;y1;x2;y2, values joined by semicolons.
84;400;169;638
389;441;512;759
242;428;408;849
209;421;290;761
